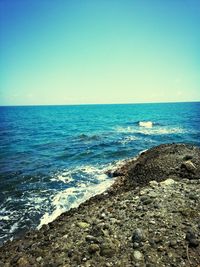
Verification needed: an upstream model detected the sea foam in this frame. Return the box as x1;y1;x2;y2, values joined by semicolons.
139;121;153;128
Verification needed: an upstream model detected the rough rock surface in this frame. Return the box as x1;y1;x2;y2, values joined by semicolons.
0;143;200;267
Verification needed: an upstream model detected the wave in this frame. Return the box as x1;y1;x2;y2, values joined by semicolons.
119;136;139;145
139;121;153;128
37;156;140;229
38;179;113;229
125;121;162;127
115;126;185;135
38;164;115;229
76;134;101;141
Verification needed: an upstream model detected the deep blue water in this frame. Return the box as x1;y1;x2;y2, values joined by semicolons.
0;102;200;244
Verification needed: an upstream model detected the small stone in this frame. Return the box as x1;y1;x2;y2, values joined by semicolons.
100;243;116;257
140;196;152;205
88;244;100;254
160;178;176;186
132;228;146;243
77;222;90;229
16;257;30;267
181;161;196;173
85;235;99;243
183;155;193;161
188;193;198;200
133;242;140;248
169;240;177;247
186;230;199;247
133;250;143;261
149;180;158;187
36;257;42;263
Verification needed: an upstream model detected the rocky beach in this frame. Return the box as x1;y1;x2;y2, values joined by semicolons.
0;143;200;267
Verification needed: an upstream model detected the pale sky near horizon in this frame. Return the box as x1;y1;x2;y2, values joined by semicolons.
0;0;200;105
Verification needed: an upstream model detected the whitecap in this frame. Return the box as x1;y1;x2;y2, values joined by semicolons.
115;126;185;135
139;121;153;128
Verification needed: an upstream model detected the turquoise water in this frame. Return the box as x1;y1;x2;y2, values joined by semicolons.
0;102;200;243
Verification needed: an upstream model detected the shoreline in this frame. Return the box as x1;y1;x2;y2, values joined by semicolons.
0;143;200;267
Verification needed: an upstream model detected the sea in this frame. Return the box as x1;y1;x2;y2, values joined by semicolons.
0;102;200;245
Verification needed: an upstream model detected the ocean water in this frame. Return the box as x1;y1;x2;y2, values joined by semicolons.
0;102;200;244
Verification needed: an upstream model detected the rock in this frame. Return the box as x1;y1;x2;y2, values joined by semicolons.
77;222;90;229
133;242;140;248
183;155;193;161
169;240;177;248
132;228;146;243
100;243;116;257
140;196;152;205
188;193;198;200
186;229;199;247
36;257;42;262
16;257;30;267
85;235;99;243
160;179;176;186
181;161;196;173
133;250;143;261
149;180;159;188
88;244;100;254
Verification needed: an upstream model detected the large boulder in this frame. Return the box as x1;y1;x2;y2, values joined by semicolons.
121;143;200;189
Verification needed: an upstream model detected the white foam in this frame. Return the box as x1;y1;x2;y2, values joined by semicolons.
51;171;74;184
139;121;153;128
120;136;138;145
116;126;136;133
116;126;185;135
37;179;113;229
9;222;19;233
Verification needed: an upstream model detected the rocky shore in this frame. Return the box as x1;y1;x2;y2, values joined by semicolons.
0;143;200;267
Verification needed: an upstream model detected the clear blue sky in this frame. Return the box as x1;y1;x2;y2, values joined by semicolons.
0;0;200;105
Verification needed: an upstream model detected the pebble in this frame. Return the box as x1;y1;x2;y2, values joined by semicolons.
16;257;30;267
132;228;146;243
36;257;42;262
186;229;199;247
100;243;116;257
140;196;152;205
85;235;99;243
169;240;177;248
133;250;143;261
160;179;176;187
77;222;90;229
188;193;198;200
181;161;196;173
88;244;100;254
149;180;159;188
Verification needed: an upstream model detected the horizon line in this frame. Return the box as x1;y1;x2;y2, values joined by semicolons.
0;100;200;107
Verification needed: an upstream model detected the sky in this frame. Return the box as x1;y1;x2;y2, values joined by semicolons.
0;0;200;105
